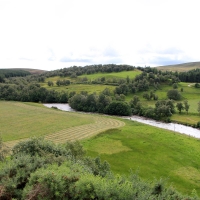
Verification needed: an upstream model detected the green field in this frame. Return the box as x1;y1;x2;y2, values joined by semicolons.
1;101;200;195
42;83;116;94
127;82;200;116
82;119;200;195
41;70;141;94
0;101;124;147
78;69;141;80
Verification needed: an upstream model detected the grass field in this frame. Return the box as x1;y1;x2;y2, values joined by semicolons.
78;69;142;80
41;70;141;94
82;119;200;195
42;83;116;94
1;101;200;195
126;82;200;116
0;101;124;147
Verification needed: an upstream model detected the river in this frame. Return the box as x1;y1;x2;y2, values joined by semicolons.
43;103;200;139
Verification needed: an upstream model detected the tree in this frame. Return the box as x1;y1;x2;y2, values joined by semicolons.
173;83;178;89
184;100;190;114
143;92;150;100
48;81;54;86
0;137;9;161
176;102;184;114
167;89;181;100
106;101;131;116
198;101;200;115
155;101;172;119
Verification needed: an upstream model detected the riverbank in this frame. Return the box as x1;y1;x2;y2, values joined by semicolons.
43;103;200;139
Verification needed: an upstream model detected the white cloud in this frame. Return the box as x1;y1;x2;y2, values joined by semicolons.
0;0;200;70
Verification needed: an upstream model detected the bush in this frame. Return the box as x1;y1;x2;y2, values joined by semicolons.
106;101;131;116
167;89;181;100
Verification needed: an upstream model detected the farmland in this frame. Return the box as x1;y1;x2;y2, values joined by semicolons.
0;101;124;147
1;100;200;195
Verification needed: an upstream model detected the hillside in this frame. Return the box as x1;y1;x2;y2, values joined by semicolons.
156;61;200;72
2;68;47;75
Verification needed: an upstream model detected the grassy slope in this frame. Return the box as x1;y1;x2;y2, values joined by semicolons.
78;69;141;80
82;119;200;195
0;101;94;142
42;83;116;94
1;101;200;195
0;101;125;148
40;70;141;94
156;61;200;72
131;82;200;118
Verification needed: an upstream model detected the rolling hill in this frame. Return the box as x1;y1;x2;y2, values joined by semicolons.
156;61;200;72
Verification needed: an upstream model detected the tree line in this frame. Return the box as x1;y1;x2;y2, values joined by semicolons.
0;69;31;83
0;83;69;103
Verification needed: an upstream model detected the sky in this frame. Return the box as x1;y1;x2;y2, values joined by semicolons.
0;0;199;71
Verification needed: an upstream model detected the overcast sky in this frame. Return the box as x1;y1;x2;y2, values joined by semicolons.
0;0;199;71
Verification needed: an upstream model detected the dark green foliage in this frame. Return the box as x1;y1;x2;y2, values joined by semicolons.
45;64;135;78
12;137;68;158
176;102;185;114
0;137;9;161
196;121;200;128
195;83;200;88
0;83;68;103
184;100;190;114
167;89;181;100
129;95;143;115
0;138;198;199
114;84;129;95
56;79;70;86
105;101;132;116
69;90;131;116
48;81;54;86
173;82;178;89
178;68;200;83
0;69;31;78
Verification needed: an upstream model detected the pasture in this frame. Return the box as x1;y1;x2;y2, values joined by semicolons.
127;82;200;116
0;101;124;147
42;83;116;94
78;69;142;80
82;119;200;195
41;70;141;94
1;101;200;195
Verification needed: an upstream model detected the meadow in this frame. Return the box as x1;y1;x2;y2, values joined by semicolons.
40;69;141;94
1;101;200;195
78;69;142;80
42;82;116;94
82;119;200;195
0;101;124;147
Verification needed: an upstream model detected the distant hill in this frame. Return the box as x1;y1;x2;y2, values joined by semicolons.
156;62;200;72
2;68;47;75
